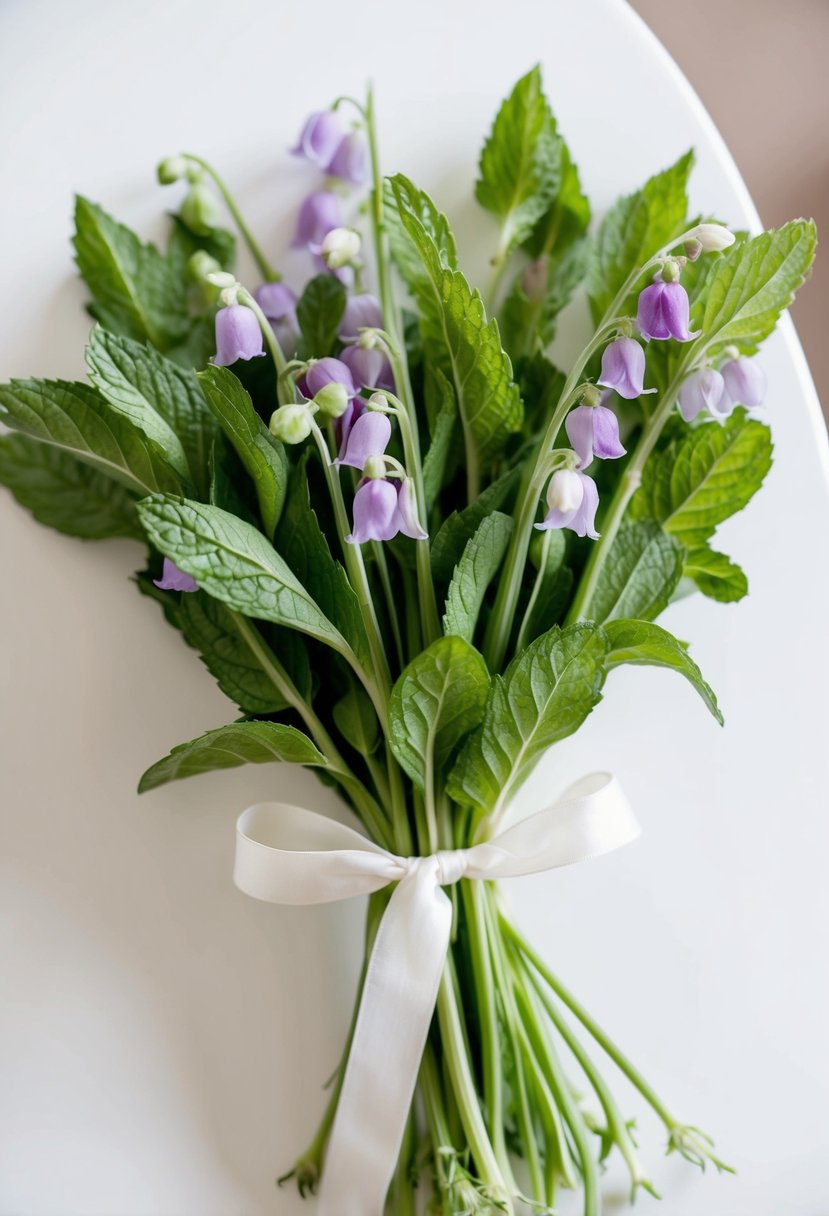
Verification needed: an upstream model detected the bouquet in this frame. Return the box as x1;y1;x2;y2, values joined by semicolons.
0;66;816;1215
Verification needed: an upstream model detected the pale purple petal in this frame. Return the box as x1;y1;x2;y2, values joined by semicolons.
598;337;653;399
334;397;365;455
395;479;428;540
326;131;369;185
340;344;392;391
678;368;725;422
339;293;383;340
565;406;596;469
637;280;699;343
291;110;347;166
591;405;626;460
721;357;767;409
346;479;400;544
154;558;198;593
305;357;358;399
337;412;392;471
535;469;584;531
213;305;265;366
255;282;297;322
660;281;698;342
293;191;343;249
569;472;600;539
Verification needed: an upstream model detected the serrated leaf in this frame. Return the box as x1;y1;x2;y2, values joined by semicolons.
390;174;522;473
389;636;490;791
684;547;748;602
333;681;380;756
604;619;722;723
138;720;326;792
431;467;519;583
589;521;685;624
694;219;817;354
197;365;289;536
443;511;513;642
384;178;458;292
296;274;347;357
447;623;608;816
475;65;562;254
0;378;183;496
587;151;694;321
523;138;591;259
631;409;772;547
73;196;186;350
136;495;353;660
422;370;457;507
0;432;142;540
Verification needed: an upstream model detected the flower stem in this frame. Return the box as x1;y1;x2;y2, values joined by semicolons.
181;153;280;282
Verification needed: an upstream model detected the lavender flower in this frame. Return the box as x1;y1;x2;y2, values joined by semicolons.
340;343;394;391
347;479;401;543
396;479;428;540
637;280;699;342
326;131;369;185
565;404;626;467
291;110;347;168
305;357;358;400
214;304;265;366
255;282;298;353
721;357;767;409
154;559;198;593
336;412;392;471
678;368;726;422
339;293;383;340
535;469;600;540
334;397;365;456
597;338;655;400
294;191;343;250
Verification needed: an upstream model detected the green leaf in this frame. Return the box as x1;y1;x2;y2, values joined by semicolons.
632;409;772;547
684;547;748;602
333;680;380;756
604;619;722;723
0;432;142;540
523;138;591;259
431;467;519;583
515;352;567;438
167;213;236;279
177;592;289;715
500;236;589;358
587;151;694;321
475;65;562;255
694;219;817;354
589;521;685;624
197;365;289;535
138;720;326;792
447;623;608;816
0;378;183;496
421;370;457;507
136;495;353;658
86;326;213;492
390;174;522;471
73;196;186;350
384;178;458;292
443;511;513;642
520;529;573;643
296;274;347;356
389;636;490;791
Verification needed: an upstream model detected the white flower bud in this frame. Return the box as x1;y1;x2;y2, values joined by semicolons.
269;404;314;444
207;271;237;289
546;468;584;514
313;381;349;419
320;227;361;270
157;155;188;185
690;223;736;253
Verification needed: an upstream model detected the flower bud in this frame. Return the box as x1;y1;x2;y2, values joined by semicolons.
396;478;428;540
206;270;237;290
660;257;681;283
691;223;736;253
157;155;188;185
320;227;361;270
269;404;314;445
181;184;221;235
188;250;222;284
313;381;350;419
683;238;703;261
363;455;388;480
546;468;584;514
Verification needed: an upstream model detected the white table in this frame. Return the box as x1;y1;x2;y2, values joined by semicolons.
1;1;828;1212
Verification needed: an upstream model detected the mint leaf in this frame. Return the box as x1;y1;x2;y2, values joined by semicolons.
604;619;722;724
333;681;380;756
138;721;326;792
422;370;457;507
389;636;490;791
443;511;513;642
694;219;817;354
136;495;353;658
296;274;347;357
523;138;591;260
447;623;608;816
684;547;748;602
0;378;183;496
475;65;561;255
384;178;458;292
631;408;772;547
589;521;685;624
587;151;694;321
0;432;142;541
390;174;522;472
167;214;236;280
431;467;519;583
197;365;288;536
73;196;186;350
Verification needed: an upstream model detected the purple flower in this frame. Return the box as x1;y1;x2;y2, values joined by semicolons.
340;343;394;391
255;282;298;354
213;305;265;366
535;469;600;540
565;404;626;467
334;397;365;455
336;412;392;471
721;357;766;409
294;191;343;250
347;479;401;543
305;357;358;400
396;479;428;540
339;293;383;340
154;558;198;593
326;131;369;185
597;337;655;400
291;110;347;168
678;368;726;422
636;280;699;342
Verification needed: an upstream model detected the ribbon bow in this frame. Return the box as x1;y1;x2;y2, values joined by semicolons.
234;771;639;1216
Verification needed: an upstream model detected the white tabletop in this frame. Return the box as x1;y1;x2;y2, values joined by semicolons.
1;1;828;1212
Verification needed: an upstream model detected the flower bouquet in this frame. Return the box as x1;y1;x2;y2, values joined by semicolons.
0;66;816;1216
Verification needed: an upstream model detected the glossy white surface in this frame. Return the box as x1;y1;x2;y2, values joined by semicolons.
1;1;828;1212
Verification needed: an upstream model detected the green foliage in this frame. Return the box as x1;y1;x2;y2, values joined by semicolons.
296;274;347;357
138;721;326;792
333;681;380;756
500;238;589;358
588;521;685;624
604;619;722;723
431;468;519;583
384;178;458;291
683;547;748;602
520;530;573;644
421;370;457;507
443;512;513;642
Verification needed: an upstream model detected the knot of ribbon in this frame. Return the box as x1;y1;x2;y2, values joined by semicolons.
233;771;639;1216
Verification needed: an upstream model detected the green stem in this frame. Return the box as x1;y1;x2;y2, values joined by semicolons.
182;153;279;282
370;540;405;670
514;527;551;653
392;404;441;645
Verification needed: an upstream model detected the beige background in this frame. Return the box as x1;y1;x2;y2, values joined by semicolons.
631;0;829;419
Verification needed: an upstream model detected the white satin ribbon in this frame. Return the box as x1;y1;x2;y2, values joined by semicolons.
233;771;639;1216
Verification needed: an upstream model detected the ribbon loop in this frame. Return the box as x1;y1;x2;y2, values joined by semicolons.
234;772;639;1216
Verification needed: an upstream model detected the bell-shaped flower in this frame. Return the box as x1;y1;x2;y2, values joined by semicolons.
396;478;428;540
154;558;198;593
339;293;383;340
678;368;726;422
597;337;655;400
340;342;394;391
291;110;347;168
326;131;369;186
334;397;365;455
336;412;392;471
690;222;735;253
269;403;315;444
637;280;699;342
294;191;343;250
346;478;401;544
214;304;265;366
305;357;358;400
255;282;298;354
721;357;766;409
319;227;361;270
535;468;600;540
565;404;626;468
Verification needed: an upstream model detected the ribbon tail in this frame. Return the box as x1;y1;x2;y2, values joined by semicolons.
318;859;452;1216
